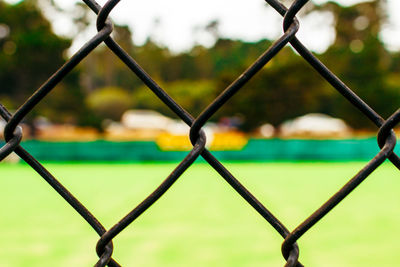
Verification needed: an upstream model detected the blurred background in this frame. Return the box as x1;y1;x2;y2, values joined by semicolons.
0;0;399;160
2;1;400;266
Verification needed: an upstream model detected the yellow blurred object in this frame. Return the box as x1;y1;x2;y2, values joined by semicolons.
210;132;248;151
156;133;192;151
156;131;248;151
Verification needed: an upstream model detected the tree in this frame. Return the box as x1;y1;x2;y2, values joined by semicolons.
0;0;72;103
86;86;133;121
318;0;399;128
79;24;142;92
132;80;217;118
0;0;98;132
216;47;329;130
215;0;399;130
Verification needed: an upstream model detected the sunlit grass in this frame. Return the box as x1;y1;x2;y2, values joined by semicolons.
0;162;399;266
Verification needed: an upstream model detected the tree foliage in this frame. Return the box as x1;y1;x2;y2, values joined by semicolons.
1;0;399;132
0;0;71;102
86;86;132;121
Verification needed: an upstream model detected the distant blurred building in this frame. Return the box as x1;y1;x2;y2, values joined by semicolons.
279;113;351;138
102;110;172;140
165;121;190;135
105;109;249;148
121;110;173;131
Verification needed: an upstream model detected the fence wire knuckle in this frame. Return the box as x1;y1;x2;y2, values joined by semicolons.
0;0;399;266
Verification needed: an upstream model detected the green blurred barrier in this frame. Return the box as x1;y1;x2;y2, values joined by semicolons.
211;138;384;161
4;138;396;162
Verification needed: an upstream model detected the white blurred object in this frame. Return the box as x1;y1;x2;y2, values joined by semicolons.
259;123;275;138
280;113;350;137
166;120;190;135
121;110;173;130
103;120;123;131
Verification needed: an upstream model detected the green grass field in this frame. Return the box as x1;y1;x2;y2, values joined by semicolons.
1;161;400;267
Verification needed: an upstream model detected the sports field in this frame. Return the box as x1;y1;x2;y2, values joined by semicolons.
1;162;399;266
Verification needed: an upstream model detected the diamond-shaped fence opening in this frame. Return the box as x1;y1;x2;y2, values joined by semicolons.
1;0;400;266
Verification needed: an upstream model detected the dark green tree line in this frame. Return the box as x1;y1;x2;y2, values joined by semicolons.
1;0;399;132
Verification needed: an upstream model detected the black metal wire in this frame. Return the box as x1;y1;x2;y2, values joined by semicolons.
0;0;399;266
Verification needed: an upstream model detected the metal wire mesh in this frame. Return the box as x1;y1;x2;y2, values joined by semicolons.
1;0;400;266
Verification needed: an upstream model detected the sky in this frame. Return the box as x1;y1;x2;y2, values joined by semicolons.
5;0;400;54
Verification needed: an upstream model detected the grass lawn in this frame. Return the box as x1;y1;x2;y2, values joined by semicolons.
0;161;399;266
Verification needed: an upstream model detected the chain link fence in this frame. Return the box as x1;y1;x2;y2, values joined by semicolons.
1;0;400;266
